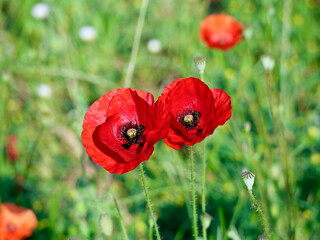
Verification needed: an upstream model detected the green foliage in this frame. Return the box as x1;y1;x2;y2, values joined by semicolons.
0;0;319;239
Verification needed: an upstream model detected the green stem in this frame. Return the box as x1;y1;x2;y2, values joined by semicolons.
201;140;207;240
112;195;129;240
139;163;161;240
199;71;207;240
124;0;149;88
248;190;271;240
190;146;198;240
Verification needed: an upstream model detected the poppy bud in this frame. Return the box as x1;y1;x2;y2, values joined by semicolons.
200;213;212;230
99;213;113;237
241;170;255;190
194;56;206;75
5;135;19;163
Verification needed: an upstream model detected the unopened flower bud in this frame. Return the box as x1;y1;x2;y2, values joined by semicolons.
241;170;255;190
258;234;268;240
244;121;251;133
261;55;275;71
99;213;113;237
200;213;212;230
148;213;158;226
194;56;206;75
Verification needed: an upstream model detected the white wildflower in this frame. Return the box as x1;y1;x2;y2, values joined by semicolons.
261;55;275;70
37;84;52;98
31;3;50;20
147;39;162;53
79;26;97;42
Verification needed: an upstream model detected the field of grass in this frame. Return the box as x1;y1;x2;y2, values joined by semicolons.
0;0;319;239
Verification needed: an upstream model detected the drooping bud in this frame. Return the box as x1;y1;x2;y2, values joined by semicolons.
241;170;255;190
194;56;207;75
99;213;113;237
5;135;19;163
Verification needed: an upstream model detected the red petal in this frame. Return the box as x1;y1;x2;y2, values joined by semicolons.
81;88;157;174
211;88;232;125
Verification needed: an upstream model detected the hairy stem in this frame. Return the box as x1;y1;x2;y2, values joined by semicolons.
201;140;207;240
248;190;271;240
190;146;198;240
139;163;161;240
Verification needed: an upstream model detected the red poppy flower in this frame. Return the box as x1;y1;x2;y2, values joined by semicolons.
5;135;19;163
81;88;169;174
199;14;243;51
158;77;231;150
0;203;38;240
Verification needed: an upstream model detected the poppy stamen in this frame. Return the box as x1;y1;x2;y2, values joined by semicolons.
184;114;194;124
119;122;145;150
7;224;15;232
177;109;201;130
127;128;137;139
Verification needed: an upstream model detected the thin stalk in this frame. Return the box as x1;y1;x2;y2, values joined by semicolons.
190;146;198;240
23;126;45;184
265;71;292;237
201;140;207;240
199;70;207;240
246;133;270;225
139;163;161;240
124;0;149;88
112;195;129;240
149;224;153;240
247;190;271;240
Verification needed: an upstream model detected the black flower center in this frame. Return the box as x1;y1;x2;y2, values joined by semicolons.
177;109;201;130
118;122;145;150
7;224;15;232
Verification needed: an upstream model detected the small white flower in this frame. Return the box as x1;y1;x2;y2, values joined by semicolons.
79;26;97;42
37;84;52;98
194;56;206;75
31;3;50;20
147;39;162;53
241;170;255;190
261;55;275;70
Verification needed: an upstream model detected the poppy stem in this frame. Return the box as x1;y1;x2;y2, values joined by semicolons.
124;0;149;88
112;195;129;240
190;146;198;240
201;139;207;240
139;163;161;240
247;189;271;240
199;68;207;240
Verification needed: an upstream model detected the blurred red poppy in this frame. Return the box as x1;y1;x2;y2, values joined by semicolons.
199;14;243;51
81;88;169;174
0;203;37;240
5;135;19;163
158;77;231;150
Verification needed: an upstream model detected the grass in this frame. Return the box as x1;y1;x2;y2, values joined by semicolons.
0;0;319;239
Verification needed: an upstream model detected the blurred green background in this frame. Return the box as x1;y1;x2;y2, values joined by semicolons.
0;0;319;239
